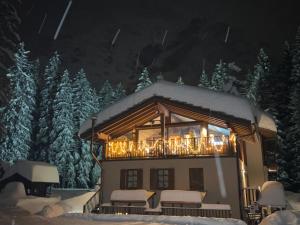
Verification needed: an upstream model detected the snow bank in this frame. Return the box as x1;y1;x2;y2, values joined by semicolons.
64;213;247;225
41;191;96;217
79;80;276;136
160;190;205;203
16;196;61;214
0;182;60;214
286;191;300;211
258;181;286;208
0;160;59;183
0;182;26;206
259;210;300;225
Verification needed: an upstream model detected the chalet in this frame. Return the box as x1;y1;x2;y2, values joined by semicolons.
79;80;277;219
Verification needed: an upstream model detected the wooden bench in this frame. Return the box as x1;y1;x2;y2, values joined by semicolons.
101;189;155;215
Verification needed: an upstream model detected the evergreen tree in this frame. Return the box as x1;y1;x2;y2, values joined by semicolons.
198;69;210;88
90;162;101;188
0;43;36;162
135;67;152;92
211;61;228;91
113;82;126;102
285;65;300;190
99;80;114;110
0;0;21;106
246;69;260;104
176;76;184;85
36;53;60;161
256;48;272;110
281;27;300;190
72;69;99;188
49;70;76;188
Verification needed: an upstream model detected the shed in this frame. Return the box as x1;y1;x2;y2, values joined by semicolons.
0;160;59;197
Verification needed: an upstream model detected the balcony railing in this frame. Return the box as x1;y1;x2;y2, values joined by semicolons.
105;136;235;160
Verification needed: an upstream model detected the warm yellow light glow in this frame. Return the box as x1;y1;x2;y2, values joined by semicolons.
106;133;229;158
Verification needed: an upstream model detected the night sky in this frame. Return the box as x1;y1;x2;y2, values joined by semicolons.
20;0;300;91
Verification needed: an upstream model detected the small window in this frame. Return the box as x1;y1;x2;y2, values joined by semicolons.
150;168;174;190
158;169;169;189
189;168;204;191
120;169;143;189
127;169;138;188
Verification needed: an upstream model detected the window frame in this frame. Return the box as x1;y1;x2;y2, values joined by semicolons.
189;168;204;191
120;169;143;189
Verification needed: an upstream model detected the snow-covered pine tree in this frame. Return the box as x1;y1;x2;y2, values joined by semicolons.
198;69;210;88
113;82;126;102
99;80;114;110
0;0;21;106
49;70;76;188
285;65;300;190
36;53;60;162
246;69;260;104
255;48;271;110
72;69;99;188
211;60;228;91
282;27;300;190
135;67;152;92
176;76;184;85
0;43;36;162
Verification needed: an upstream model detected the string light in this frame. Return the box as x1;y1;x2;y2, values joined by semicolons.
107;131;236;158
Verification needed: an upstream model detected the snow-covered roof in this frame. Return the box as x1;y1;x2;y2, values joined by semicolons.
255;110;277;133
79;80;276;136
0;160;59;183
160;190;206;204
110;189;154;202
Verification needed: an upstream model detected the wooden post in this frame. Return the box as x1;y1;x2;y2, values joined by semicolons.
160;113;165;156
90;117;97;158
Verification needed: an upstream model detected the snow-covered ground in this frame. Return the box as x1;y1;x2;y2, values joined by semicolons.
64;213;246;225
259;210;300;225
0;182;299;225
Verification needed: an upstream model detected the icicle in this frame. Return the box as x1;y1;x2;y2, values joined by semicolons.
53;0;73;40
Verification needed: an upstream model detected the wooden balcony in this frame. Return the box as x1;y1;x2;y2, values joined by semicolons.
105;136;235;160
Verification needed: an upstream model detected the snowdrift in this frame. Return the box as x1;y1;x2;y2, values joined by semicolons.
40;191;96;217
258;181;286;208
259;210;300;225
286;191;300;211
0;182;60;213
65;213;247;225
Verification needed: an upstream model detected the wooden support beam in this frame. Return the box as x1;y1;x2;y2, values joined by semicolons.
101;105;158;134
111;114;159;139
98;102;157;134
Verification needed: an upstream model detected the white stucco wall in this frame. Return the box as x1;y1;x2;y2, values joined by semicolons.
245;140;266;187
102;157;241;218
